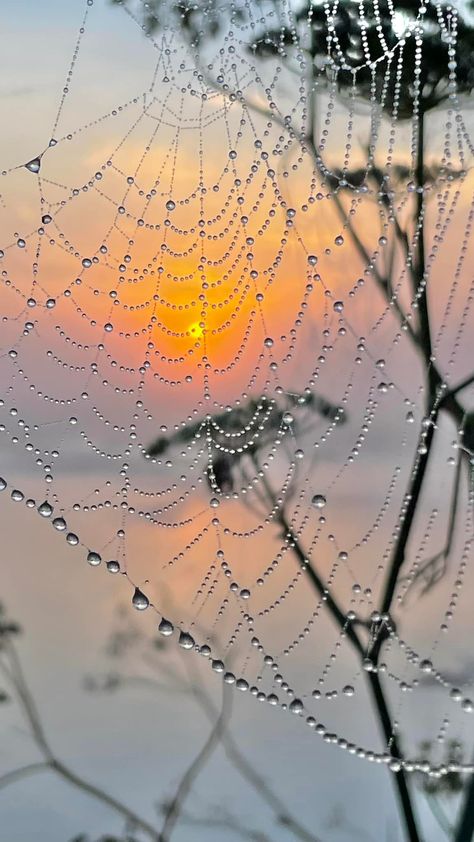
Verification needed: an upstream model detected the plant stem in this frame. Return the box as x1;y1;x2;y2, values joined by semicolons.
0;643;160;841
251;449;421;842
454;771;474;842
157;683;232;842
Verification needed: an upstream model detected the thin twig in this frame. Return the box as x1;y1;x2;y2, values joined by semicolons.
0;642;160;841
0;762;51;791
157;682;232;842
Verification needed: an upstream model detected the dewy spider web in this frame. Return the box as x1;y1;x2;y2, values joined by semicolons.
1;0;474;782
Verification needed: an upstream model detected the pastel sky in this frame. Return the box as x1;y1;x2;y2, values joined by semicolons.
1;2;474;841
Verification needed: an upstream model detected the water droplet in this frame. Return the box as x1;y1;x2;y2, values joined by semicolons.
289;698;304;714
11;489;24;502
333;300;344;313
45;298;56;309
166;199;176;211
334;235;344;246
240;588;250;599
87;551;101;566
312;494;327;509
0;477;6;491
158;618;174;636
307;254;318;266
132;587;149;610
210;497;220;508
52;516;67;531
42;214;52;225
406;411;415;423
343;685;355;697
25;157;41;174
178;630;195;649
38;500;53;517
282;411;294;426
106;560;120;573
82;257;92;269
66;532;79;546
104;323;113;333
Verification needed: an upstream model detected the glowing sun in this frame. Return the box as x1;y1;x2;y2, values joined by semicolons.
188;321;204;339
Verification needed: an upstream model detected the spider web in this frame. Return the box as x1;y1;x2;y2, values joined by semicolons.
1;0;474;781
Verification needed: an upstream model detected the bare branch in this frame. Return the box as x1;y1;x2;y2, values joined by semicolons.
0;641;160;841
0;762;52;792
157;683;233;842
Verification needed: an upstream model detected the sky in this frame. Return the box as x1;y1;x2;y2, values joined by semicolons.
1;1;474;841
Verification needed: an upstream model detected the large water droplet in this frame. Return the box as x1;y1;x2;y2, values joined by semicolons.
132;587;149;610
289;698;304;714
312;494;327;509
106;560;120;573
178;630;195;649
38;500;53;517
158;618;174;636
25;157;41;174
87;551;101;567
52;516;67;531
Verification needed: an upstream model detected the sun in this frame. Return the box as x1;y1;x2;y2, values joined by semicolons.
188;321;204;339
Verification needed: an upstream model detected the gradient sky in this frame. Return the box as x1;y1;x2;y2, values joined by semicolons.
1;1;474;841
